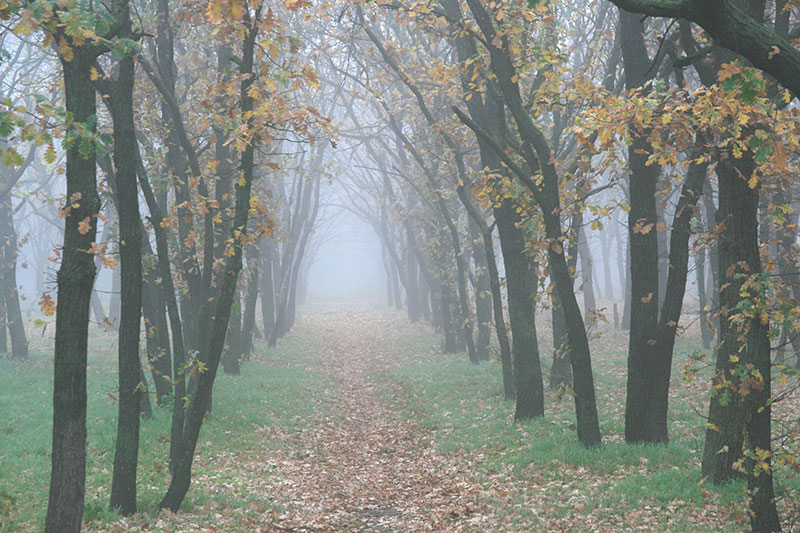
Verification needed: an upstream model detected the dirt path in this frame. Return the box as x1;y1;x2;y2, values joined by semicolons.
258;305;494;532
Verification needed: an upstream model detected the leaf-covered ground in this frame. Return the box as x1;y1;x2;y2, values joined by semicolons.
6;303;799;531
109;303;755;531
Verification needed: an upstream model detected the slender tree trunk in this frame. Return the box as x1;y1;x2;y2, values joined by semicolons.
405;242;420;321
222;291;242;375
135;142;188;477
108;258;121;328
0;198;27;359
419;268;431;322
239;245;260;360
695;217;712;350
104;40;144;515
440;277;459;353
0;290;7;354
141;270;172;404
550;296;572;388
260;238;275;342
469;217;492;360
578;224;597;317
483;225;514;399
383;243;394;307
599;222;615;301
703;181;720;344
656;200;669;316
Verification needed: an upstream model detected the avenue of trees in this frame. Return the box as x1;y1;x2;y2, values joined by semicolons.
0;0;799;531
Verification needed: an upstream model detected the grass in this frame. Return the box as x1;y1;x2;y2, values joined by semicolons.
3;306;798;531
0;326;336;532
375;318;763;531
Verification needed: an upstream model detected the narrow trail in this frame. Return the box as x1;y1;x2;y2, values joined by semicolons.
259;305;495;532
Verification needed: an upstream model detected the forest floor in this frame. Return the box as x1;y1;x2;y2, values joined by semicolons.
5;302;799;531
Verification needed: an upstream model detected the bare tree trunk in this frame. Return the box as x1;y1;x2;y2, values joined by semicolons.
578;224;597;317
101;36;144;515
469;217;492;360
46;46;101;533
0;198;27;359
599;223;615;301
260;238;275;341
695;217;712;350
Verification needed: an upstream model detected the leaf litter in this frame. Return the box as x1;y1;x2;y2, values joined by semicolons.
99;304;771;531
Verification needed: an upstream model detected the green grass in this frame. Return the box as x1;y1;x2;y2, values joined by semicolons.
376;321;756;531
0;327;336;532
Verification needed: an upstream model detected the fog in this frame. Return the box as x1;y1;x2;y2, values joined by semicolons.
304;209;383;304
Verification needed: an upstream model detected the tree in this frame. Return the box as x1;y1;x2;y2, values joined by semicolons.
94;4;143;513
458;0;602;446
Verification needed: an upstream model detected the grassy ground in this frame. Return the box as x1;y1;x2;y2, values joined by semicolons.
376;315;790;531
2;306;798;531
0;326;337;531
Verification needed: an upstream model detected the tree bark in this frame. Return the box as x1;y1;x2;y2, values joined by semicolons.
259;238;275;341
100;29;143;514
469;217;492;360
45;47;101;533
701;148;779;530
496;201;544;419
0;197;27;359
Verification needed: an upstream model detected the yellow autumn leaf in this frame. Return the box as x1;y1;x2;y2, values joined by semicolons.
39;294;56;316
748;174;758;189
77;216;91;235
58;37;73;62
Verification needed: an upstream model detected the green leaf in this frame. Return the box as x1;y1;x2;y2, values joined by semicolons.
2;148;24;167
44;143;56;164
78;135;94;159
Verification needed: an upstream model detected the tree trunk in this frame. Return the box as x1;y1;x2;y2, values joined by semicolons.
222;291;242;375
440;277;459;353
701;154;751;484
550;295;572;389
418;268;431;322
135;140;189;478
141;271;172;404
578;224;597;317
405;241;420;321
383;243;394;307
0;198;27;360
240;245;260;360
259;238;275;342
495;201;544;419
703;181;720;345
45;47;100;533
702;149;779;531
0;291;7;354
620;9;664;444
599;221;615;301
469;217;492;360
104;39;144;515
695;216;713;350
